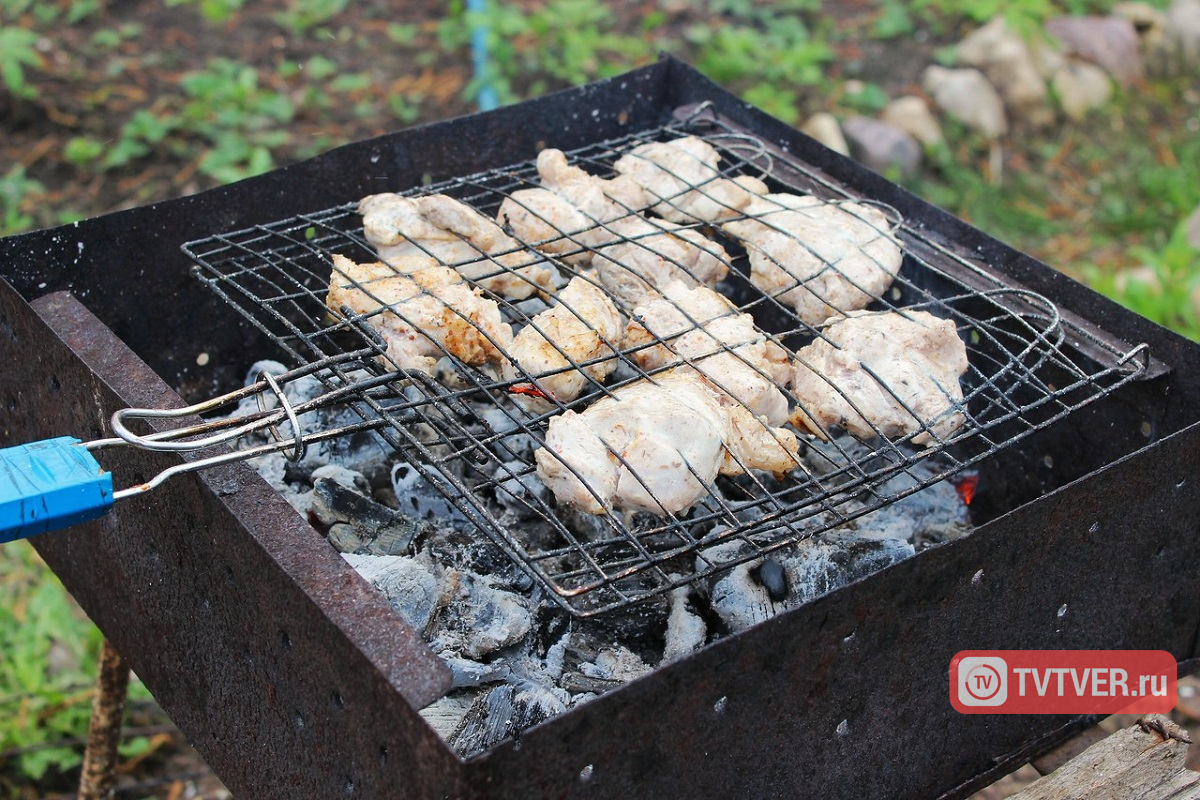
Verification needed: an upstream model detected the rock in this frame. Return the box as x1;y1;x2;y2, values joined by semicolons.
1164;0;1200;74
663;588;707;662
841;115;923;179
341;553;442;631
1046;16;1144;85
881;96;944;148
1052;61;1114;122
956;18;1054;127
450;682;571;757
1186;204;1200;249
800;112;850;156
921;66;1008;139
1115;2;1169;65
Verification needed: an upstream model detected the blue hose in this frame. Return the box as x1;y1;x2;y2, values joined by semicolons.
467;0;500;111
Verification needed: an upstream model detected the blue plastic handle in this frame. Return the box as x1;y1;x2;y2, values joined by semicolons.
0;437;113;543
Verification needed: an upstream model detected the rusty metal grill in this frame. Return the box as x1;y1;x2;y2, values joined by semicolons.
182;106;1152;616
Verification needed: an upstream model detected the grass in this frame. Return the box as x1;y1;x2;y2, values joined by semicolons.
0;543;153;793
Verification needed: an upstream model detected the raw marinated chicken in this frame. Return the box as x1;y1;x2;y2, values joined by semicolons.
721;194;903;326
790;309;969;444
535;370;799;517
499;149;731;306
612;136;768;223
359;193;555;299
506;276;623;409
624;283;791;424
327;254;513;376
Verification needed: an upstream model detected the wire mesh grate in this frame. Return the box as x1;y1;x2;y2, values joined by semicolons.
183;106;1151;616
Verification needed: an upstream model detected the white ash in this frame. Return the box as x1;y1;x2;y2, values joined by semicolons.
663;587;707;663
220;362;973;758
391;462;474;525
341;553;442;632
578;645;654;683
492;461;549;516
431;570;533;660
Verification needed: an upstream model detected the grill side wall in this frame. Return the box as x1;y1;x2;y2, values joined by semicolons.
0;284;463;799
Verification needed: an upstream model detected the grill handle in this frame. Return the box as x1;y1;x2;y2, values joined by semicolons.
0;437;113;542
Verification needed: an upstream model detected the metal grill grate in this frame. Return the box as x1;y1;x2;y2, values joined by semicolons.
183;105;1151;616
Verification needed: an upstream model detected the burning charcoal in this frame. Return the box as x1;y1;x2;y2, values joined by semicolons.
663;588;707;662
856;468;972;546
753;558;789;602
433;571;533;660
709;560;777;633
450;682;571;757
580;645;653;683
341;553;442;632
391;462;473;525
419;693;477;742
492;461;549;516
311;476;428;556
780;533;916;606
478;405;539;460
441;655;515;689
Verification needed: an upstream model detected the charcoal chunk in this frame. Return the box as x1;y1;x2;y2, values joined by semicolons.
341;553;441;632
450;682;570;757
312;477;427;556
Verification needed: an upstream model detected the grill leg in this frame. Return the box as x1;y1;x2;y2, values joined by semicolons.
78;638;131;800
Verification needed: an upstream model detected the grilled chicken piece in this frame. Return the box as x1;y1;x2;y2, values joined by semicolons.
721;194;903;326
496;187;593;265
506;276;623;409
790;310;969;444
327;254;513;376
359;193;555;299
612;136;768;223
499;149;731;306
624;283;791;424
535;370;799;517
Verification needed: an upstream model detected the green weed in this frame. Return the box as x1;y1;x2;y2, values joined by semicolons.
163;0;244;24
0;25;42;98
1085;219;1200;340
0;165;42;236
0;543;152;787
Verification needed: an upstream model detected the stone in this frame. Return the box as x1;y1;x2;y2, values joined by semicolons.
956;18;1054;127
342;553;442;632
800;112;850;156
841;115;923;179
1046;15;1144;85
1186;204;1200;249
1052;61;1114;122
921;65;1008;140
1165;0;1200;73
881;96;944;148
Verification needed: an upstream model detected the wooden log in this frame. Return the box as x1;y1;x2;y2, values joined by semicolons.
1011;715;1199;800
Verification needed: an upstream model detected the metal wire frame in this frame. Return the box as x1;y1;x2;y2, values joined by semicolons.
182;109;1151;616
